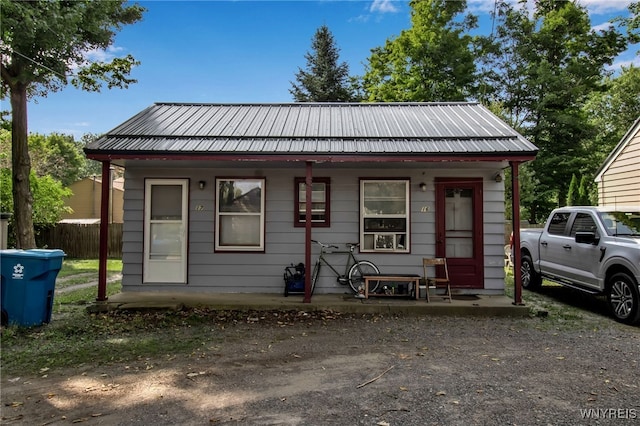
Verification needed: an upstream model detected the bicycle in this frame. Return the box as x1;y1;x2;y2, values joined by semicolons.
310;239;381;294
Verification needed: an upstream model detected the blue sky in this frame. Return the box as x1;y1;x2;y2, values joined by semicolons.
23;0;638;139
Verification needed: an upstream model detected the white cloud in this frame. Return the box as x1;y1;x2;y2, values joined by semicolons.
469;0;633;16
577;0;634;15
370;0;398;14
591;21;615;32
84;46;124;63
349;14;370;23
609;55;640;71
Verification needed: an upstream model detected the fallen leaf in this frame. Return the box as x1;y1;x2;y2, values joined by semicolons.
556;356;565;360
399;386;408;391
436;391;446;396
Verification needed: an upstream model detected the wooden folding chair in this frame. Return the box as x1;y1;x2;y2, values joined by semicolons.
422;258;452;303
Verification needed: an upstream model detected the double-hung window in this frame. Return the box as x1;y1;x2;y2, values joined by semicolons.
294;177;330;227
215;178;265;251
360;179;409;252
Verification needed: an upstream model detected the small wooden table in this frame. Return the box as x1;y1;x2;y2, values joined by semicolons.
363;275;421;300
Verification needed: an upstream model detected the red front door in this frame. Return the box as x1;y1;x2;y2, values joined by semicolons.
435;178;484;289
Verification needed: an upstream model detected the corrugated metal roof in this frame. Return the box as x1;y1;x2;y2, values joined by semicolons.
86;102;537;157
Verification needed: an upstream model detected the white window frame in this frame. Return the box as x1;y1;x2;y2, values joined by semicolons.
215;177;265;251
143;178;189;283
360;179;410;253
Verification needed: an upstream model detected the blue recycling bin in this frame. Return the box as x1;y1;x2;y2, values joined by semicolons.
1;249;65;326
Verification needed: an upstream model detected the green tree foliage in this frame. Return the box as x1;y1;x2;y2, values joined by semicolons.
0;169;72;247
567;174;579;206
363;0;478;102
290;25;356;102
578;175;592;206
616;2;640;49
28;133;85;187
79;133;105;179
479;0;626;222
583;66;640;170
0;0;144;248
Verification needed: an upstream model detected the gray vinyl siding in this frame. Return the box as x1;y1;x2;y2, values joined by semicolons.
120;165;506;295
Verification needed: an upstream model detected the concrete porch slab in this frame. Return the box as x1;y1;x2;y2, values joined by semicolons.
89;291;530;318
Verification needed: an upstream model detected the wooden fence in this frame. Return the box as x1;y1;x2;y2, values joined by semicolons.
38;223;123;259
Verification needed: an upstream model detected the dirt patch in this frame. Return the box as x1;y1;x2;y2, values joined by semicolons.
2;313;639;425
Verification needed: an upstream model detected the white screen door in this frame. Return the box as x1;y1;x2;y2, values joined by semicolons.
144;179;188;283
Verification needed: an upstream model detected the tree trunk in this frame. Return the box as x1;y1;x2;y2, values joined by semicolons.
10;83;36;249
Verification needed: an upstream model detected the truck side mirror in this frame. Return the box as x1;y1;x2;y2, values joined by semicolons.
575;231;599;245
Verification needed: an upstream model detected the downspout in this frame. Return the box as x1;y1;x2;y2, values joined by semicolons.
97;161;111;302
510;161;524;305
304;161;313;303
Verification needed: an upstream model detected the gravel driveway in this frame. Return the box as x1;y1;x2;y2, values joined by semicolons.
2;307;639;426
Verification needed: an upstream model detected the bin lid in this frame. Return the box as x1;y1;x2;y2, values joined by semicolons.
0;249;66;258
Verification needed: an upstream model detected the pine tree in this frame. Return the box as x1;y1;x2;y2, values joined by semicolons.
290;25;356;102
567;174;579;206
578;175;592;206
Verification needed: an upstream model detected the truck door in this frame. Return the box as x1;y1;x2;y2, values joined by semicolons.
567;213;601;289
539;211;573;279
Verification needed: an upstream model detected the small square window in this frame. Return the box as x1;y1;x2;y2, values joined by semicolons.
294;177;330;227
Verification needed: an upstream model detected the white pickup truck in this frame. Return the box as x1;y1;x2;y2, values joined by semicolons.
519;206;640;325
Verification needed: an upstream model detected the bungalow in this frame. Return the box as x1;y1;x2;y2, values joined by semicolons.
84;102;537;302
594;117;640;206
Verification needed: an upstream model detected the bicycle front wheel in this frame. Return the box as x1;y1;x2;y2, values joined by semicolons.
348;261;380;294
311;261;321;293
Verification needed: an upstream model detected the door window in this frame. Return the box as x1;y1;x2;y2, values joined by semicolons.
444;188;473;258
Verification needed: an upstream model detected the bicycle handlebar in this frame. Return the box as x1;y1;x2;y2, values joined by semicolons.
311;240;359;251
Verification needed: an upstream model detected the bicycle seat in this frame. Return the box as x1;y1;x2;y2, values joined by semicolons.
346;242;360;251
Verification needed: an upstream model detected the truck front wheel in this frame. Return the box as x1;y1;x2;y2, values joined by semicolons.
607;273;640;325
521;254;542;290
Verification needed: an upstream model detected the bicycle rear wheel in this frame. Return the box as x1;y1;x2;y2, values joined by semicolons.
348;261;380;294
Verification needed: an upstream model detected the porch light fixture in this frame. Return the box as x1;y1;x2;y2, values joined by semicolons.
419;182;427;192
494;172;503;183
198;180;206;190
